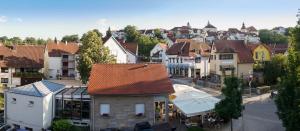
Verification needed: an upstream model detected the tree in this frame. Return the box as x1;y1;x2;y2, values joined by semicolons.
137;35;159;61
259;29;288;44
61;34;79;43
23;37;36;44
52;119;72;131
77;30;115;83
124;25;140;42
105;27;112;38
154;28;163;39
215;77;243;131
10;37;22;44
263;54;287;85
275;27;300;131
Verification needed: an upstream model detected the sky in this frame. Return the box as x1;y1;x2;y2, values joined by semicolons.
0;0;299;39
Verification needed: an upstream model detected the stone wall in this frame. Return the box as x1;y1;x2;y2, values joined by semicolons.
91;95;156;130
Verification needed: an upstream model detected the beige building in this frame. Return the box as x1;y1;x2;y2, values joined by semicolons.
210;40;254;84
88;64;174;130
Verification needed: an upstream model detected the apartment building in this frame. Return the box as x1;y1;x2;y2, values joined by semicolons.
44;42;79;80
0;45;44;89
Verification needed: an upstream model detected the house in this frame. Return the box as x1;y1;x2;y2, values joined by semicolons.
241;23;258;35
203;21;217;32
166;40;211;78
272;27;286;35
0;45;45;89
171;22;193;39
267;44;288;56
103;36;138;63
44;42;79;80
210;40;254;84
4;80;64;131
150;43;168;64
247;44;272;63
88;64;174;130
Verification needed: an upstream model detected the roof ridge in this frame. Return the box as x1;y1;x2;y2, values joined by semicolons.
32;83;43;97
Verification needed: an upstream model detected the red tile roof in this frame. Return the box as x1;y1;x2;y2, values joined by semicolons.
214;40;254;63
46;42;79;57
0;45;45;68
88;64;174;95
120;42;138;55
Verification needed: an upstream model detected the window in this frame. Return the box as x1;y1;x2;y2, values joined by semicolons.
0;55;3;60
135;104;145;116
219;54;233;60
1;68;8;73
180;58;183;63
176;58;179;63
195;57;201;63
1;78;8;83
28;101;34;107
100;104;110;116
261;52;265;60
11;98;16;104
62;55;68;58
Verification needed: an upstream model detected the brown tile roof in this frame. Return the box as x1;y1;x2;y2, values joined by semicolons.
0;45;45;68
214;40;254;63
247;26;257;32
120;42;138;55
87;64;174;95
246;44;272;53
267;44;288;54
46;42;79;57
166;40;211;57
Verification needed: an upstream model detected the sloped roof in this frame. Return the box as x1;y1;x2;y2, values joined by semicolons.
88;64;174;95
47;42;79;57
0;45;45;68
267;44;288;54
166;40;210;57
247;26;257;32
120;42;138;55
8;80;65;97
214;40;254;63
204;21;216;29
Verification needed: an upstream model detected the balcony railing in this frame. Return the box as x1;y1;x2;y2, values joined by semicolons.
13;72;44;78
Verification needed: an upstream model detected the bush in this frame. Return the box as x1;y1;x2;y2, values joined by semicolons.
52;119;72;131
187;126;204;131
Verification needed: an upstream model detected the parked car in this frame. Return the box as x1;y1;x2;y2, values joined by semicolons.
134;122;153;131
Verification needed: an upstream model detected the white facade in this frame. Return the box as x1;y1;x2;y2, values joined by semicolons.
47;57;62;79
150;44;168;65
104;36;137;63
4;81;64;131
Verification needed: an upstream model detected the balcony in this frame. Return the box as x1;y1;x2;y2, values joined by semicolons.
13;72;44;78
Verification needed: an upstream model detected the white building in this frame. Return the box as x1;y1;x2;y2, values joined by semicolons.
166;40;211;78
103;36;138;63
150;43;168;64
203;21;217;32
4;80;65;131
0;45;45;89
44;42;80;80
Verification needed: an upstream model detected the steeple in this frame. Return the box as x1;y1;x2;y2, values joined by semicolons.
187;22;191;28
241;22;246;29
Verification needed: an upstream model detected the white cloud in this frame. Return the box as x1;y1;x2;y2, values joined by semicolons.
96;18;107;27
0;16;7;23
15;18;23;22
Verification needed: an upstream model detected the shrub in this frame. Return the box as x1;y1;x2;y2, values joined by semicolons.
52;119;72;131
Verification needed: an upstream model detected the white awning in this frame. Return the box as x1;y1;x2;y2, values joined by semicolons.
171;84;220;117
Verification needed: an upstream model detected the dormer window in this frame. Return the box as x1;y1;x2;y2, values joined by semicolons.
28;101;34;107
11;98;16;104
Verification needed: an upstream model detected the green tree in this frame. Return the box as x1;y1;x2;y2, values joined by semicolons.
23;37;36;44
105;27;112;38
259;29;288;44
10;37;22;44
61;34;79;43
124;25;140;42
36;38;47;45
275;27;300;131
137;35;159;61
77;30;115;83
154;28;163;39
52;119;72;131
215;77;243;131
0;36;8;43
263;54;287;85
